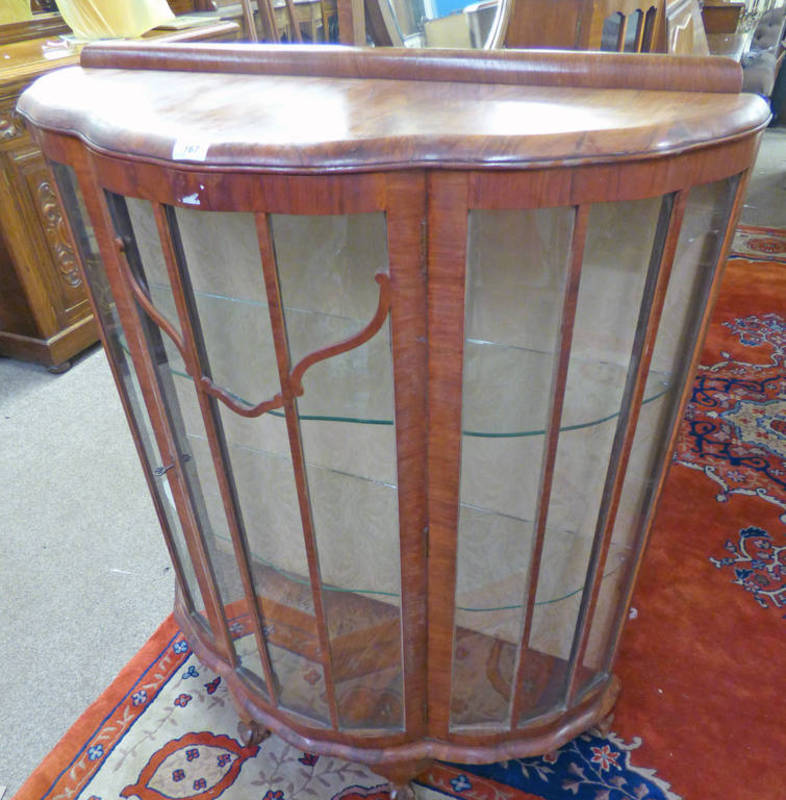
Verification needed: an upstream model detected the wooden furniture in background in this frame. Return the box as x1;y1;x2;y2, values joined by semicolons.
701;0;745;34
503;0;665;51
234;0;340;42
19;43;768;796
0;18;239;371
664;0;710;53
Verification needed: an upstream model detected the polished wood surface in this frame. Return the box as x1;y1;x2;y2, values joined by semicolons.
76;38;743;92
20;45;767;792
17;44;764;179
0;23;239;369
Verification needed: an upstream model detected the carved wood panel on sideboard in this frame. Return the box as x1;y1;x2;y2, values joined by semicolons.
0;8;239;371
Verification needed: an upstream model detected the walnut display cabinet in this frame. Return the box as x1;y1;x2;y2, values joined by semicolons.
18;43;769;797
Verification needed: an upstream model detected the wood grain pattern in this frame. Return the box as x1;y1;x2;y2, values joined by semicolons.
21;51;767;788
425;171;469;737
18;49;767;176
385;172;429;739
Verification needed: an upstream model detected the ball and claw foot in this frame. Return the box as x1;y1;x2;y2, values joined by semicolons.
238;720;271;747
595;710;615;738
389;782;417;800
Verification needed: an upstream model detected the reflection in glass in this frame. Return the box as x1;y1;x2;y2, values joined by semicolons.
601;12;623;50
50;169;208;629
272;213;404;731
520;196;662;724
578;177;739;698
452;207;574;727
167;206;337;722
451;197;669;729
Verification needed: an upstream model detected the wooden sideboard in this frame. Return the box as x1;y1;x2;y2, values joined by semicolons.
0;18;240;371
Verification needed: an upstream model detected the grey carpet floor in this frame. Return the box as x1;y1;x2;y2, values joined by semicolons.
1;126;784;797
0;348;172;793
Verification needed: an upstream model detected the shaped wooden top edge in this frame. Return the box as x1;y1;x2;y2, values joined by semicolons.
78;42;744;95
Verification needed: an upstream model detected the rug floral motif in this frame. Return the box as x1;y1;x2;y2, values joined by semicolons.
673;306;786;616
675;311;786;522
676;220;786;618
33;630;678;800
731;224;786;260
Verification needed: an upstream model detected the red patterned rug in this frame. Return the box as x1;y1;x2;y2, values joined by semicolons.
13;225;786;800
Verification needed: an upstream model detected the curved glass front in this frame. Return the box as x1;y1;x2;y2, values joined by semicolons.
449;183;736;729
59;168;736;737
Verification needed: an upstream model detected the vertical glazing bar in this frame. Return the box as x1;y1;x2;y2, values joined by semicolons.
92;187;236;664
602;172;746;673
510;204;589;727
254;211;340;729
385;172;429;736
426;172;469;737
51;163;196;618
152;203;279;704
565;190;688;704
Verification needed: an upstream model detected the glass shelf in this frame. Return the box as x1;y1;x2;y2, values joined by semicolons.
130;301;672;438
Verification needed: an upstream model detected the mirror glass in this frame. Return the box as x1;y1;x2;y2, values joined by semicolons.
374;0;506;48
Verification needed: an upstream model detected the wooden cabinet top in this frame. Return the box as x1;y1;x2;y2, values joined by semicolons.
18;43;769;173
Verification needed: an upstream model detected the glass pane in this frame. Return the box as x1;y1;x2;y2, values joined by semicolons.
171;207;333;724
173;208;280;405
521;195;663;725
273;213;404;731
579;177;739;693
51;166;208;628
125;198;184;370
114;196;334;718
452;207;575;728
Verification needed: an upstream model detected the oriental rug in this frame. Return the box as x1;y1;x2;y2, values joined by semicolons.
13;225;786;800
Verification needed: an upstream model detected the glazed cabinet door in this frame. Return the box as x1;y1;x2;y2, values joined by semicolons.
426;169;742;737
52;159;429;742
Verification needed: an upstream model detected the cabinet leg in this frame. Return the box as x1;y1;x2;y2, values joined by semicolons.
47;359;72;374
238;719;271;747
389;783;417;800
374;759;432;800
595;710;615;738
